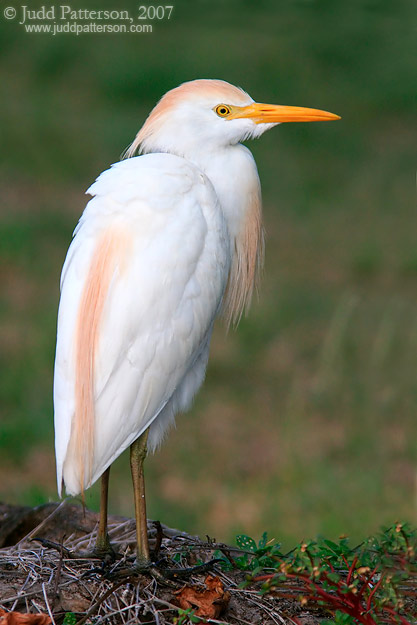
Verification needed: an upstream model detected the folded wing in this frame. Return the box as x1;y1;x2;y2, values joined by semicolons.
54;154;230;495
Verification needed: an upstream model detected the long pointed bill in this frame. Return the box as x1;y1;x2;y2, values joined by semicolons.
229;102;341;123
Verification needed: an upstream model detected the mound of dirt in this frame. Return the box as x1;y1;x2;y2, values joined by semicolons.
0;501;320;624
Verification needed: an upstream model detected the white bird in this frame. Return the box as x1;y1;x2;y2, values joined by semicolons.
54;79;339;563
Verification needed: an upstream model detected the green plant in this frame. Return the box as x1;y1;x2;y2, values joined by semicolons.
173;607;201;624
236;524;416;624
213;531;284;574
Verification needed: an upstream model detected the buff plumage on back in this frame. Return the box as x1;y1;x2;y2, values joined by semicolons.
65;229;127;495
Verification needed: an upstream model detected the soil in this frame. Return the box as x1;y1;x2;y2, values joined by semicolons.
0;501;324;624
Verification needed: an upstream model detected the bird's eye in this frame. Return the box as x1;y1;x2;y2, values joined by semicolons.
215;104;231;118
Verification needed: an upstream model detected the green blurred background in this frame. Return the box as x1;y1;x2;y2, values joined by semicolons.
1;0;416;549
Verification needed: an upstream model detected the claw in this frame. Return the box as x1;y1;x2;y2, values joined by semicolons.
32;536;121;563
105;557;223;588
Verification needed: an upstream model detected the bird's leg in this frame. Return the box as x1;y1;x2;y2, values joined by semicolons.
94;466;115;559
130;430;150;565
42;468;118;563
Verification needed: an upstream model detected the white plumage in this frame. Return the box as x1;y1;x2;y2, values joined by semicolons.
53;79;339;560
54;153;229;494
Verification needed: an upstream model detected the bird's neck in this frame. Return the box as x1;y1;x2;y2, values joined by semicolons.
188;144;265;326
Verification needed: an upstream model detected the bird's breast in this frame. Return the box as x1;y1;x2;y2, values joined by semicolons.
194;145;264;325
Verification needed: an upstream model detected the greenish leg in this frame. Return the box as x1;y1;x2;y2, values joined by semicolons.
94;466;114;557
130;430;151;563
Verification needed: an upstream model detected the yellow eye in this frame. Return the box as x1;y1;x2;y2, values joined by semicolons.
215;104;231;118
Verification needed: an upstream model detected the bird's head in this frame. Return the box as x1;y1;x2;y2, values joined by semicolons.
125;79;340;159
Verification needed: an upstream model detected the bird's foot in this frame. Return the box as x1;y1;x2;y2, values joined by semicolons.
153;558;224;582
35;537;222;587
107;557;223;587
92;534;118;564
32;536;120;564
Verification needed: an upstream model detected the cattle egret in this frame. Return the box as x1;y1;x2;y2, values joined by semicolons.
54;79;340;564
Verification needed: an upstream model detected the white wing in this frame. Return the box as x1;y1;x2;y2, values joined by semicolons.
54;153;230;496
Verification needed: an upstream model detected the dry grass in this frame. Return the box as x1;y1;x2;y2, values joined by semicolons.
0;502;315;625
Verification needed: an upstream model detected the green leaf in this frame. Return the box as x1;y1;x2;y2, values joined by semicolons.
236;534;257;552
326;571;341;584
258;531;268;549
323;539;342;553
63;614;77;625
172;552;183;563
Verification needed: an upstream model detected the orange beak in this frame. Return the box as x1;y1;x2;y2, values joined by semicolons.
229;102;341;124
